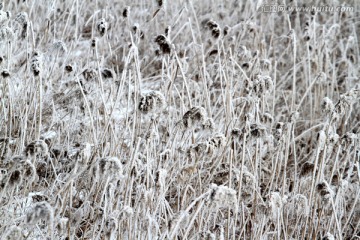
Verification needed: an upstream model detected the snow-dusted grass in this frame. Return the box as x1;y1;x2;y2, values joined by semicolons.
0;0;359;239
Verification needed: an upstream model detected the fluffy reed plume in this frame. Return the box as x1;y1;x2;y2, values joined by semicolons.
25;140;49;157
209;184;237;210
239;166;257;202
288;194;309;216
8;169;22;187
98;157;122;177
182;106;213;129
316;180;334;205
333;85;359;117
154;34;171;54
321;97;334;115
269;191;288;219
122;206;134;217
253;74;273;97
82;68;97;81
300;162;314;177
260;59;271;72
188;134;225;159
208;133;226;148
341;132;357;146
260;112;273;125
248;123;267;138
138;90;165;113
8;156;37;183
179;164;197;182
26;201;54;225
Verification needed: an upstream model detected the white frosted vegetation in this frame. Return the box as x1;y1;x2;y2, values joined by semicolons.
0;0;359;239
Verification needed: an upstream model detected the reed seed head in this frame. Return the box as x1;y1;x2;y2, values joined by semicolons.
138;90;165;113
154;34;172;54
206;20;221;39
26;201;54;225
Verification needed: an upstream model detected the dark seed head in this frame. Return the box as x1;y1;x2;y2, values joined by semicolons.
9;170;22;186
155;34;171;54
101;68;115;79
206;20;221;39
65;65;73;72
123;7;130;18
91;38;96;48
300;162;314;177
1;69;10;78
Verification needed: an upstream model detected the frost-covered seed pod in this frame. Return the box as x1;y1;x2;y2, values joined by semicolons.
122;6;130;18
25;140;48;157
82;68;97;81
96;18;108;36
1;69;10;78
249;123;266;138
182;106;207;128
209;184;237;210
154;34;171;54
30;51;43;76
138;90;165;113
98;157;122;177
208;134;226;148
155;168;167;189
316;180;334;205
206;20;221;39
300;162;314;177
157;0;166;8
122;206;134;217
321;97;334;115
269;191;288;219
